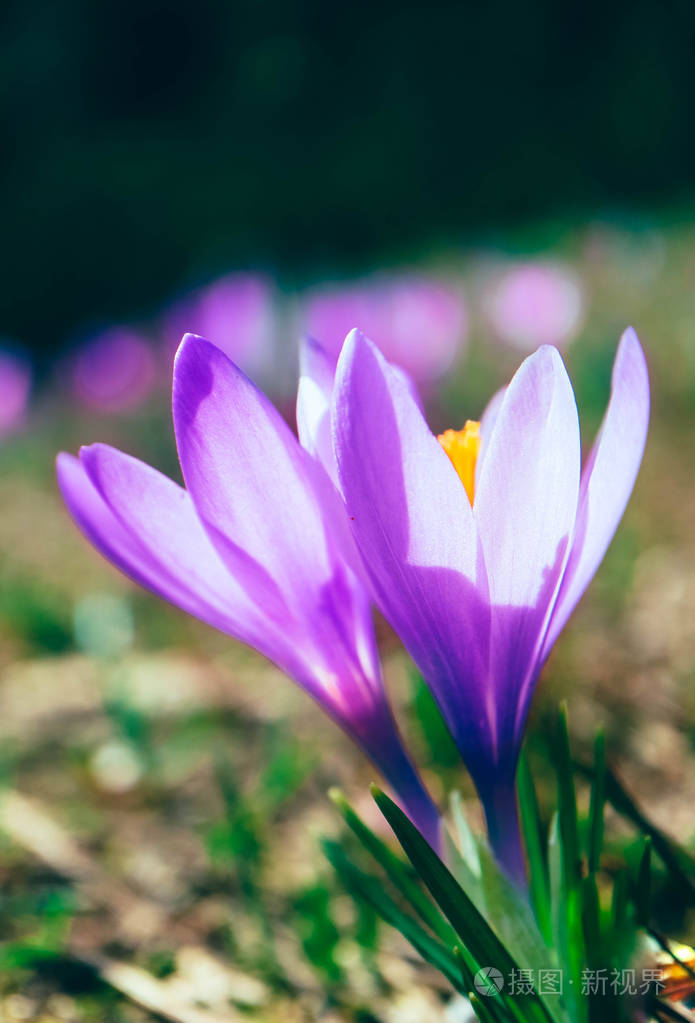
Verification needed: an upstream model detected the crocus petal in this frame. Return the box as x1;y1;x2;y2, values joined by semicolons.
58;452;175;601
476;385;506;484
173;334;357;600
474;345;580;756
57;450;284;659
80;445;288;644
543;328;649;656
333;331;493;765
59;344;442;849
296;336;338;482
172;334;389;711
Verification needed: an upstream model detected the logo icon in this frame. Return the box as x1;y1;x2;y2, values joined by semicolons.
474;967;504;996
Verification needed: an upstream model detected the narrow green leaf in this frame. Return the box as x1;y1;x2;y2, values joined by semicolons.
574;759;695;900
611;868;629;934
372;785;515;971
469;991;506;1023
329;788;457;945
587;727;605;875
607;867;639;971
445;792;486;915
548;815;565;969
517;749;552;942
444;832;486;918
635;837;651;927
554;703;580;893
581;873;600;967
323;840;465;993
551;710;588;1021
372;785;557;1023
453;945;478;993
477;836;560;981
549;813;587;1023
447;797;557;1011
461;948;544;1023
454;943;514;1023
450;790;482;878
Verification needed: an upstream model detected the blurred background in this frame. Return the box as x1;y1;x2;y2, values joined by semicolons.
4;0;695;366
1;1;695;1020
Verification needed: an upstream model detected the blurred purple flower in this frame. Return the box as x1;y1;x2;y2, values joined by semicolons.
483;262;584;351
302;275;467;384
163;274;274;378
0;351;32;438
69;328;157;413
332;328;648;881
57;333;440;849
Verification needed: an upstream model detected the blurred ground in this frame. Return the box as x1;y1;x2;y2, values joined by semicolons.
1;221;695;1020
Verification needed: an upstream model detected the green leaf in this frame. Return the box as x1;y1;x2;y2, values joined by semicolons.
323;840;465;994
449;791;482;879
477;838;559;983
453;945;478;994
261;730;316;808
445;794;486;915
580;873;600;967
634;837;651;927
329;788;457;946
448;794;563;1020
410;667;461;768
469;990;510;1023
292;882;343;983
518;749;552;943
550;708;586;1023
574;758;695;901
611;868;629;934
372;785;557;1023
549;813;587;1023
548;815;565;968
554;704;581;893
587;727;605;875
464;956;518;1023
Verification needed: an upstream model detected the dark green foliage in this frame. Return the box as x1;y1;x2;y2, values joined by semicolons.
328;708;695;1022
518;751;551;945
292;883;343;984
410;669;461;770
574;757;695;903
587;729;605;877
0;575;73;654
323;840;465;993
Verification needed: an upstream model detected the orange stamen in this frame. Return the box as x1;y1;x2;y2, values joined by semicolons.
438;420;481;504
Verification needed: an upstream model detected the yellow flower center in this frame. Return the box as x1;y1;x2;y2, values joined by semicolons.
437;420;481;504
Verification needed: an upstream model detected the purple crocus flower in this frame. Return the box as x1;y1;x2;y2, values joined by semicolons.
331;327;649;881
303;275;467;385
483;262;585;351
57;333;440;849
163;274;274;378
0;351;32;439
69;328;157;413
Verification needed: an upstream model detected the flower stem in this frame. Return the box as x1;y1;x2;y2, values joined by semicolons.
481;779;527;888
363;720;443;856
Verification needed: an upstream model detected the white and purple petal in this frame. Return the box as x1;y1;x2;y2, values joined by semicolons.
474;345;581;754
296;336;338;482
59;334;442;846
57;449;282;660
333;331;494;777
543;327;649;656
